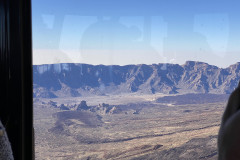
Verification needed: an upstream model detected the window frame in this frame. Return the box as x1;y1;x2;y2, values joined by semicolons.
0;0;33;159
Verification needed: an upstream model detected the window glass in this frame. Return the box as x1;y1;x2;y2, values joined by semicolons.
33;0;240;159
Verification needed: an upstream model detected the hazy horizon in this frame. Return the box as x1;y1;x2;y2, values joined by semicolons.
32;59;240;69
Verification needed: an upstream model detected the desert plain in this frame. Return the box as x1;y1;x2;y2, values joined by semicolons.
34;93;228;160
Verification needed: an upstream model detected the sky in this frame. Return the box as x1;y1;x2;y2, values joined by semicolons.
32;0;240;68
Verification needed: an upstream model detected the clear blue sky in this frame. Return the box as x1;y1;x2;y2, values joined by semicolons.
32;0;240;67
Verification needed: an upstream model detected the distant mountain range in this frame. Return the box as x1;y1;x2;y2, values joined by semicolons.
33;61;240;98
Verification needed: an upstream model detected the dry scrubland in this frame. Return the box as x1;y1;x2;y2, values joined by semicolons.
34;93;227;160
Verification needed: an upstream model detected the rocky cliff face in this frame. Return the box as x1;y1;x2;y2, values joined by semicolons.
33;61;240;98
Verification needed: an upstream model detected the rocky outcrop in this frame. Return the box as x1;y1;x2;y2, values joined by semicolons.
48;101;57;107
90;103;122;115
59;104;70;110
77;101;89;110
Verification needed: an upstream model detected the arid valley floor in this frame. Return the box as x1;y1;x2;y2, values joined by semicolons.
34;93;228;160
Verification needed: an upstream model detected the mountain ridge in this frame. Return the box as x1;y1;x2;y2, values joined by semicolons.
33;61;240;98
